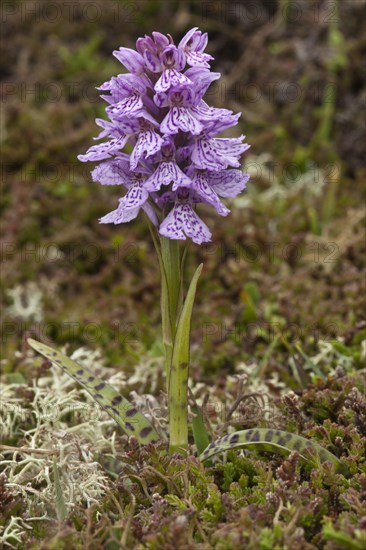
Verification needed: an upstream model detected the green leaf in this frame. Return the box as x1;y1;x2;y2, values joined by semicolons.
169;263;203;452
190;393;211;455
199;428;345;472
27;339;160;445
53;457;67;522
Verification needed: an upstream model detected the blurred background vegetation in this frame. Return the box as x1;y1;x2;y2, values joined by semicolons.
1;0;365;380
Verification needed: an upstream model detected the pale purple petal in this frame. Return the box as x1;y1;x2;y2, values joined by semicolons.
78;136;128;162
119;181;148;210
190;103;232;122
113;47;145;74
191;136;250;170
205;113;242;138
136;35;155;55
106;94;144;119
91;157;131;186
159;205;186;240
107;74;148;103
209;170;250;198
186;50;213;67
167;85;195;107
194;100;234;118
116;111;160;134
98;74;147;102
100;205;140;224
159;203;212;244
93;119;118;140
178;28;214;68
196;32;209;52
153;91;169;109
152;32;170;50
145;161;191;191
130;130;164;169
154;69;191;93
178;27;199;49
192;172;230;215
185;67;220;99
142;202;158;226
143;49;162;72
160;107;203;135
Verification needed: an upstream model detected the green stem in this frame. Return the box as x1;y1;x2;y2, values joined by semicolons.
149;224;201;454
160;236;181;380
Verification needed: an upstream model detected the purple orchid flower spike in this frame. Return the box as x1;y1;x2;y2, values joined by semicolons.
78;28;250;244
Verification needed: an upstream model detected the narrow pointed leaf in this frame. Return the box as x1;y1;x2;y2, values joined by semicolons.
190;392;210;455
53;457;68;521
169;263;203;452
28;338;160;445
199;428;345;472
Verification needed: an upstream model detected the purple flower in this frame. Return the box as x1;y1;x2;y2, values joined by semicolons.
78;28;250;244
178;27;214;68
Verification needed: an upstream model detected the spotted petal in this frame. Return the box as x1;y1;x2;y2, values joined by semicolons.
191;101;235;122
130;130;164;170
154;69;191;93
159;203;212;244
186;50;213;67
209;169;250;198
106;94;144;119
120;181;149;210
192;172;230;215
91;157;131;186
160;107;203;136
179;28;214;68
192;136;250;170
78;136;128;162
100;181;149;224
100;205;140;224
145;161;192;191
93;119;120;140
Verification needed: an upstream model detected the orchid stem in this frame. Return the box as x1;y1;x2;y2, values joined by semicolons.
160;236;181;382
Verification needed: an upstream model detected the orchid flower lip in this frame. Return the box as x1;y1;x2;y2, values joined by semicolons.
79;27;250;244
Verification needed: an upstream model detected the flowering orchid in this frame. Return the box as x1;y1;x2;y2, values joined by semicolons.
78;27;250;244
29;30;345;472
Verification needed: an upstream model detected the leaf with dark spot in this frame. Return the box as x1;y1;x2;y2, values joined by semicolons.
199;428;346;473
28;338;160;445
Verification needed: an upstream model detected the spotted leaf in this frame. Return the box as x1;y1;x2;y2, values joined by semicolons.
28;339;160;445
199;428;345;472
